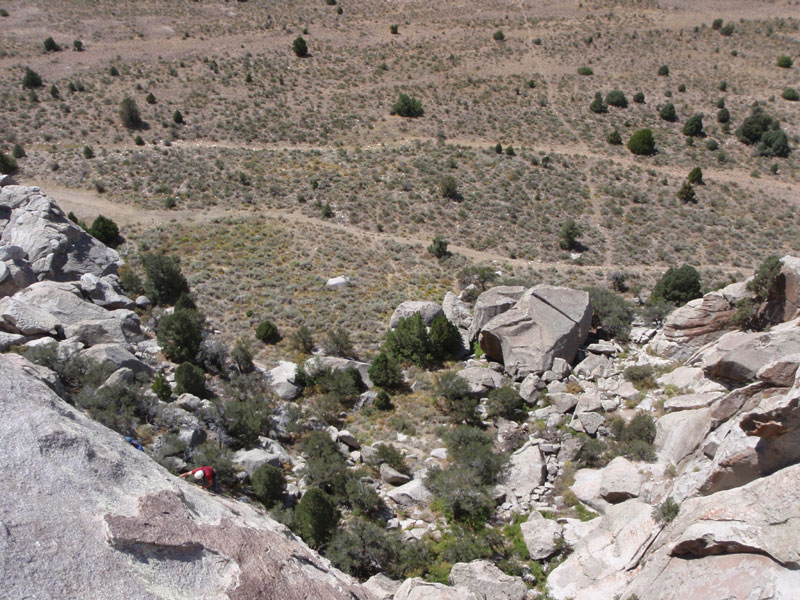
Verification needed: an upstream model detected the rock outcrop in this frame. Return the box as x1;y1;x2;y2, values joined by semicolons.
649;281;748;360
621;464;800;600
0;354;374;600
0;185;121;284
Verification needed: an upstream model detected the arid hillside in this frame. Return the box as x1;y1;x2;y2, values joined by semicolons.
1;0;799;346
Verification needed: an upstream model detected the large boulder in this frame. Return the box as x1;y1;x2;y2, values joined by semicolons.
697;320;800;383
364;573;401;599
650;281;748;360
449;560;527;600
64;318;129;345
393;578;479;600
479;285;591;379
469;286;525;341
0;354;373;600
0;295;60;335
457;366;507;395
500;440;547;507
304;355;374;388
763;255;800;324
79;273;134;309
233;447;286;476
442;291;473;332
389;300;443;329
266;361;301;400
386;478;433;507
521;510;563;560
573;352;615;381
80;343;153;376
0;244;36;297
655;408;712;467
13;280;110;325
0;185;120;281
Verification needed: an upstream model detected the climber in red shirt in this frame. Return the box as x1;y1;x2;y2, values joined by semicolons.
179;466;217;491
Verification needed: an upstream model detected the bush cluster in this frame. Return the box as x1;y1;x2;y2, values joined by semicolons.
588;287;634;341
391;93;423;118
142;253;190;306
736;107;790;157
384;313;462;367
426;426;507;525
651;264;701;306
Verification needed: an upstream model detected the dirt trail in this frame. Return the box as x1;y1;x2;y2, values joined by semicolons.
167;138;800;203
28;177;746;277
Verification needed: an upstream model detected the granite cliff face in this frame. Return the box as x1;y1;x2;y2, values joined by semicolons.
0;353;373;600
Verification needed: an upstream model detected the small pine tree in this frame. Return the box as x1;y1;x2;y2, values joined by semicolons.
22;67;42;89
12;144;25;158
651;265;702;306
559;218;582;250
374;390;393;410
0;152;18;175
687;167;703;184
158;311;203;363
88;215;120;246
83;145;94;159
606;129;622;145
251;464;286;508
782;87;800;101
633;91;645;103
493;29;505;41
390;24;399;34
589;92;608;113
717;107;730;123
73;39;83;51
109;65;119;76
120;97;143;129
145;92;156;104
295;488;337;548
174;362;206;397
427;235;449;259
49;84;59;99
142;253;190;305
776;55;792;68
659;102;677;122
627;128;656;155
368;352;403;389
255;319;280;344
152;373;172;401
173;109;184;124
494;142;503;153
293;36;308;57
438;175;460;200
676;181;696;203
429;315;463;361
657;64;669;76
43;37;60;52
682;113;704;137
390;93;423;117
605;89;628;108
